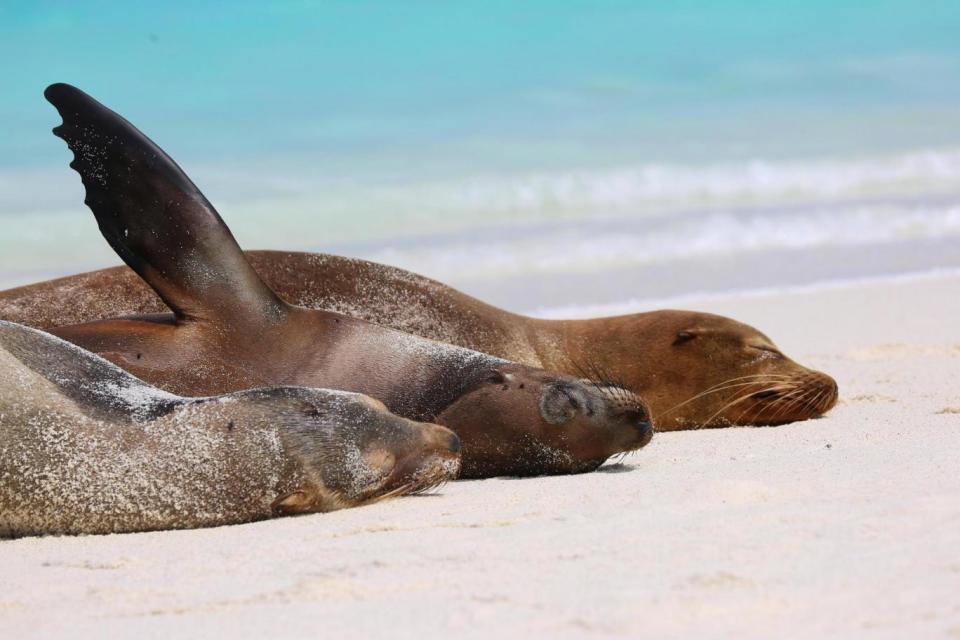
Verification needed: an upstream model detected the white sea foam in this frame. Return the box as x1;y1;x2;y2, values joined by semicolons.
529;267;960;319
362;201;960;281
399;148;960;218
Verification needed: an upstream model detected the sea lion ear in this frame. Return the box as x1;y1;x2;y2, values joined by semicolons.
271;490;314;516
44;83;285;325
539;382;580;425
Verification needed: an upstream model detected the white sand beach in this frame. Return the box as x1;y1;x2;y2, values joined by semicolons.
1;273;958;639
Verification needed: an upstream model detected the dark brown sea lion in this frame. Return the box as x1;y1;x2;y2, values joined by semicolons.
34;83;652;479
0;320;461;537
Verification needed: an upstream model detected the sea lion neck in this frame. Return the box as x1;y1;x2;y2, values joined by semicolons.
523;315;642;376
414;345;508;421
531;313;671;394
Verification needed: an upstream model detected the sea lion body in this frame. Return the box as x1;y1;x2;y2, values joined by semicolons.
27;83;652;479
0;321;461;537
51;298;651;479
1;248;838;430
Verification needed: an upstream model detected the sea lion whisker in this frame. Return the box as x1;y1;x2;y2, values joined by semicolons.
569;357;602;384
804;386;831;415
701;390;763;427
732;396;768;426
760;386;805;424
815;386;833;413
681;373;793;396
703;379;797;426
660;384;756;418
731;386;789;425
767;385;818;423
804;388;827;415
572;359;631;398
701;374;794;388
660;377;794;417
731;382;803;425
777;389;817;422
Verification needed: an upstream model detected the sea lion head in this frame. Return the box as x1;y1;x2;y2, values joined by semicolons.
435;364;653;478
608;310;838;430
224;387;461;515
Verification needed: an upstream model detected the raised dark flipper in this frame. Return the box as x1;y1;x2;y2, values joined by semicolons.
44;83;285;325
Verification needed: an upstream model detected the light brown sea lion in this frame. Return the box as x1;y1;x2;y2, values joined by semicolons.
0;252;839;430
33;83;652;479
0;320;461;537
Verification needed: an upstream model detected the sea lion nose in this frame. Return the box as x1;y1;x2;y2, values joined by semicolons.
636;420;653;442
613;407;654;443
616;407;649;426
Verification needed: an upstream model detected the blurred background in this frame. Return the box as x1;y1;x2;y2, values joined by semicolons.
1;0;959;314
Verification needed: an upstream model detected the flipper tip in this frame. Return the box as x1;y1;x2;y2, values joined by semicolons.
44;82;75;104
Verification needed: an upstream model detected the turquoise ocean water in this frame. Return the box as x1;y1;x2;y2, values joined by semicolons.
1;1;959;311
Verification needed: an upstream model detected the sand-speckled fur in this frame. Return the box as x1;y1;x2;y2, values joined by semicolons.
0;321;460;537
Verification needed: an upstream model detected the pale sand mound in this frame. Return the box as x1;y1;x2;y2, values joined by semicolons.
1;274;958;639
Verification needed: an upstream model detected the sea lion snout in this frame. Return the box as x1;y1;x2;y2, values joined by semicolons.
418;422;462;459
388;422;462;490
611;406;654;446
708;366;839;427
591;384;655;448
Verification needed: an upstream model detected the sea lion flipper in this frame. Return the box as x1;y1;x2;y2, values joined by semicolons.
43;83;284;323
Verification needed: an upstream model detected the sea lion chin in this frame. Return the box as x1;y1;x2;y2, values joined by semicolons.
0;321;461;538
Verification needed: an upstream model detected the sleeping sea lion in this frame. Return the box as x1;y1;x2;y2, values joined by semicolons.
0;253;839;431
0;84;838;431
33;83;652;478
0;320;461;537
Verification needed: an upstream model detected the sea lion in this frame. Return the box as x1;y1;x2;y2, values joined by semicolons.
0;320;461;537
0;253;839;430
34;83;652;479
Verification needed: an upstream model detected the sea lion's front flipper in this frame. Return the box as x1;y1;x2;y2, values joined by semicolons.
44;83;285;324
